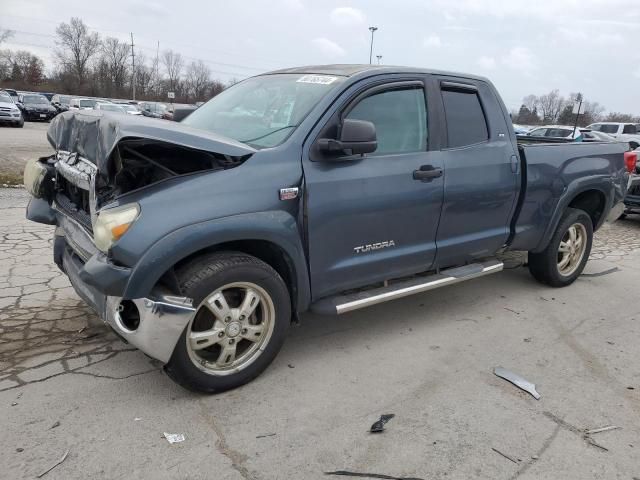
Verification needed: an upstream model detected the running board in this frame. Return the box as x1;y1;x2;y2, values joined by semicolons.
310;259;504;315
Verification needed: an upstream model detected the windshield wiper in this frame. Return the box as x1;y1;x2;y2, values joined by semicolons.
240;125;297;144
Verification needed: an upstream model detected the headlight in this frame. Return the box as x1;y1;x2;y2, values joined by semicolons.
93;203;140;252
23;159;49;198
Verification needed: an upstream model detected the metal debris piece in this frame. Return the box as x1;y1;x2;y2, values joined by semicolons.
585;425;620;435
256;433;277;439
11;402;17;406
491;447;518;464
370;414;395;433
287;364;295;369
16;448;24;453
163;432;185;444
37;449;69;478
494;367;541;400
50;421;60;429
581;267;619;277
134;417;142;421
586;437;608;451
325;471;424;480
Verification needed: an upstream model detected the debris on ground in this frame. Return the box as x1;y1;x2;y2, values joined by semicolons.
37;449;70;478
287;364;295;368
494;367;541;400
370;414;395;433
163;433;185;444
325;470;425;480
50;421;60;429
256;433;277;439
16;448;24;453
491;447;519;464
581;267;620;277
11;402;17;406
585;425;620;435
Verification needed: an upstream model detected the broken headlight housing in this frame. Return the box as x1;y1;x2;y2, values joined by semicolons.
23;158;49;198
93;203;140;252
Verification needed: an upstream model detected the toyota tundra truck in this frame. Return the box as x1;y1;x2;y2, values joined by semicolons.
23;65;635;392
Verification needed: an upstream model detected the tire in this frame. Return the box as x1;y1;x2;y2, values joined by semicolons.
165;252;291;393
528;208;593;287
13;121;24;128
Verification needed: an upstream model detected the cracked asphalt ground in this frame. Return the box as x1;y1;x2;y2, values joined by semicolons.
1;184;640;479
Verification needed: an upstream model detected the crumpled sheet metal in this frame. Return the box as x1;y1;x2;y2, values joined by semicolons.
494;366;541;400
46;111;256;181
370;414;395;433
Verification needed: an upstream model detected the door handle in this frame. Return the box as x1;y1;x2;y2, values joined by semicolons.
413;165;443;181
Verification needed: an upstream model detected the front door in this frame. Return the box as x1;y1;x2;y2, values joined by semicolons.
303;78;445;299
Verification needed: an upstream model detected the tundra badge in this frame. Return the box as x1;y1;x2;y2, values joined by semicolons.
354;240;396;254
279;187;299;201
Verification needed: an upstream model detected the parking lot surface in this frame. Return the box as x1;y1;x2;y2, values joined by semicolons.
0;186;639;479
0;122;52;184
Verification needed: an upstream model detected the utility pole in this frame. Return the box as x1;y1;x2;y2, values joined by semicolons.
376;55;382;64
572;92;583;138
130;32;136;101
155;41;159;97
368;26;378;64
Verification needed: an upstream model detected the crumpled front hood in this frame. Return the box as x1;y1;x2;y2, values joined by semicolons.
47;111;256;180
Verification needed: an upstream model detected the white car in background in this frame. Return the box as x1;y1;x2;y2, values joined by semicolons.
121;104;142;115
95;103;126;114
69;98;100;110
587;122;640;148
526;125;583;140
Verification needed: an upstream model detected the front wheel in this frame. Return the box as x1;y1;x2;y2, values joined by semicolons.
528;208;593;287
165;252;291;393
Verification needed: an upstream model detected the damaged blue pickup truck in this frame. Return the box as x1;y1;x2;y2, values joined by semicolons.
24;65;634;392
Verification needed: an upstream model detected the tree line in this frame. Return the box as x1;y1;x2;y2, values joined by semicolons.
512;90;640;127
0;18;230;103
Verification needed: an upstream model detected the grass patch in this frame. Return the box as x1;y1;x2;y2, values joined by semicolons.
0;172;24;187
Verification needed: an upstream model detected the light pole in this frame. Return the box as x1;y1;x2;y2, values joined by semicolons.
368;26;378;64
376;55;382;65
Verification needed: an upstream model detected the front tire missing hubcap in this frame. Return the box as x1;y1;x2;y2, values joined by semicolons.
165;252;291;393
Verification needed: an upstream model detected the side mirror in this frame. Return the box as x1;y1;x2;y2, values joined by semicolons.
318;119;377;157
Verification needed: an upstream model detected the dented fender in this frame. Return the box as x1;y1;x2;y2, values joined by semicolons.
121;210;311;312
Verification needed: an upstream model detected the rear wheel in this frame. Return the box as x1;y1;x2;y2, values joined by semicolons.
528;208;593;287
165;252;291;393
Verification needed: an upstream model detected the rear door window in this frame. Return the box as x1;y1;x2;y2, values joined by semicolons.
441;87;488;148
623;124;637;134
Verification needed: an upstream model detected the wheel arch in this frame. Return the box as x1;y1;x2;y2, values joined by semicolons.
532;184;610;253
121;211;311;313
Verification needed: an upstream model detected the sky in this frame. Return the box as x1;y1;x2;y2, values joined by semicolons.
2;0;640;114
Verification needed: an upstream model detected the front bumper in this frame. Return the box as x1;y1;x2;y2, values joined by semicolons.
27;193;194;364
60;232;195;363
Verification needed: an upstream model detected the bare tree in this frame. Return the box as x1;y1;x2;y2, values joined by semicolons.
185;60;210;101
0;28;13;45
2;50;45;85
162;49;183;92
522;94;538;113
55;17;101;90
537;89;566;124
100;37;130;96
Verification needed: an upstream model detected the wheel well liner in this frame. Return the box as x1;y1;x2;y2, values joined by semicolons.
568;189;606;229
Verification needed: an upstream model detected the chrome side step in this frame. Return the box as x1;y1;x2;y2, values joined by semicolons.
310;259;503;315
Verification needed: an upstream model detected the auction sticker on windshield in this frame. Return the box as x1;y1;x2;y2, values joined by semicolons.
296;75;338;85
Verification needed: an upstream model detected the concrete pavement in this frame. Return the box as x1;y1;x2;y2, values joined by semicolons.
1;188;639;479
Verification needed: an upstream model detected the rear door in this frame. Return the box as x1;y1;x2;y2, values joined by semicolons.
433;78;520;267
303;76;445;299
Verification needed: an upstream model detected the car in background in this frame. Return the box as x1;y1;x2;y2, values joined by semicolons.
138;101;168;118
95;103;127;114
512;123;530;135
17;93;57;121
51;94;72;114
161;103;197;121
121;104;142;115
525;125;583;140
587;122;640;148
38;92;55;101
581;129;617;142
0;91;23;127
2;88;19;102
69;98;100;110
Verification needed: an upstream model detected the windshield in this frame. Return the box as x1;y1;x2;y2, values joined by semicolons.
123;105;138;112
183;73;345;148
80;99;97;108
59;95;71;105
23;95;49;104
590;124;618;134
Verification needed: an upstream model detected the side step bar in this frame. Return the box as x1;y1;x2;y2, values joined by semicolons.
310;259;503;315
